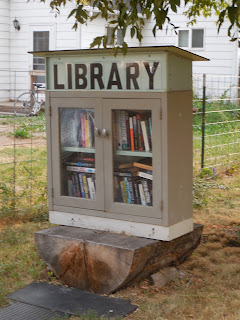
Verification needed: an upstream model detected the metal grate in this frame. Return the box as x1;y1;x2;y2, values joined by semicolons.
0;302;68;320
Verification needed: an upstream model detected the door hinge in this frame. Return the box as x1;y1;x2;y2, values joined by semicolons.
160;200;163;211
160;108;163;120
49;105;52;117
51;187;54;199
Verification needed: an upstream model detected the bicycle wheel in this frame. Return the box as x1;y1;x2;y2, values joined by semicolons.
14;92;36;116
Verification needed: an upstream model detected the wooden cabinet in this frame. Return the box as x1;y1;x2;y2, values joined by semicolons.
38;46;208;240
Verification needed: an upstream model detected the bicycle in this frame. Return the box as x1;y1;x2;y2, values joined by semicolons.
14;83;45;116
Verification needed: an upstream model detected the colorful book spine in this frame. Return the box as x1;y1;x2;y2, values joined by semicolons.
124;177;131;204
66;161;93;167
120;180;127;203
82;174;89;198
78;173;86;198
66;166;96;173
132;116;138;150
129;117;134;151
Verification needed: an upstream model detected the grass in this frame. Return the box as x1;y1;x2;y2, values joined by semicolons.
0;168;239;319
0;104;239;319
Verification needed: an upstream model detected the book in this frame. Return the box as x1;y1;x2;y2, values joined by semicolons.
136;114;144;151
133;180;141;205
129;117;134;151
142;180;152;206
133;162;152;171
120;180;127;203
132;116;138;150
118;162;134;169
82;174;89;198
73;173;81;197
114;171;133;177
137;171;153;180
124;177;131;203
138;183;146;206
141;120;150;151
78;173;86;198
66;166;96;173
87;176;96;199
65;161;94;167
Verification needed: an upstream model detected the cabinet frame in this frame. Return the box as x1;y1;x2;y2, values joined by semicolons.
47;91;163;221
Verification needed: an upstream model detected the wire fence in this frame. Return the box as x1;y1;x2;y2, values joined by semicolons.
193;74;240;174
0;72;239;218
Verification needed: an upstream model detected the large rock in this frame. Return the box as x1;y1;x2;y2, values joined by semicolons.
35;224;203;294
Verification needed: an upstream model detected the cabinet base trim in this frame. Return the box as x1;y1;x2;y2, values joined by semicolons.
49;211;193;241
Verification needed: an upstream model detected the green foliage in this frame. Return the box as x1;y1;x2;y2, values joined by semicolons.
37;0;239;53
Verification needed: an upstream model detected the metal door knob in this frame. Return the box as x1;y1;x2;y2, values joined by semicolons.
101;129;109;137
94;128;101;136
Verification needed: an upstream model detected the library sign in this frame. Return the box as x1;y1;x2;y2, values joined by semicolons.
47;56;163;91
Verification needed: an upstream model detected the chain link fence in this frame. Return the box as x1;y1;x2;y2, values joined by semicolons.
0;71;239;217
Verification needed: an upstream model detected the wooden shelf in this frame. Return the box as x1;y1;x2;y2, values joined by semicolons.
114;150;152;157
62;147;95;153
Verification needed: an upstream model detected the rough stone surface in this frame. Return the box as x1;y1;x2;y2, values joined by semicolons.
35;224;203;294
151;267;182;288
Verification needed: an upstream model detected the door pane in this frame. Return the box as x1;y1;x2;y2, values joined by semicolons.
112;110;152;206
60;108;96;199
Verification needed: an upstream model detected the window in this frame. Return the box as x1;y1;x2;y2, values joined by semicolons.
33;31;49;82
106;27;124;46
178;29;204;49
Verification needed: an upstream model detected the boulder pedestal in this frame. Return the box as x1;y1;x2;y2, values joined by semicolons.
35;224;203;294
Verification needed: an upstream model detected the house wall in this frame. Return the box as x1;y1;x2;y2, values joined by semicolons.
0;0;239;101
0;0;10;101
140;7;239;98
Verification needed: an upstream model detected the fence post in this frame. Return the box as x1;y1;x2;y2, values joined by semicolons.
201;74;206;169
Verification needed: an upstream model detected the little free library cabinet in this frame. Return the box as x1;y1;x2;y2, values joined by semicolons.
33;46;208;241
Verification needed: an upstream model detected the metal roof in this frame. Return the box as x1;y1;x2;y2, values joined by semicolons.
29;45;209;62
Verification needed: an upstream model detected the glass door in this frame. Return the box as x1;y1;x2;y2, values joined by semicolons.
103;99;162;219
51;98;104;210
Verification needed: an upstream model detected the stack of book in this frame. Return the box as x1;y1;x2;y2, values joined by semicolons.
60;109;95;148
113;110;152;152
64;157;96;199
114;160;153;206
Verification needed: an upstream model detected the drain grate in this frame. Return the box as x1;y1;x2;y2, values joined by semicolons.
0;301;68;320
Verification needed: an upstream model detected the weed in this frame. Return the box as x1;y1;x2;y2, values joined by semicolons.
12;127;31;139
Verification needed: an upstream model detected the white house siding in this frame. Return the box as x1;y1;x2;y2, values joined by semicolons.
141;7;239;98
0;0;239;100
0;0;10;101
